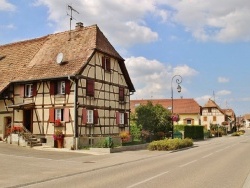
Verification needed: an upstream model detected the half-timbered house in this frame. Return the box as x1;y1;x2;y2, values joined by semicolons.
0;22;135;148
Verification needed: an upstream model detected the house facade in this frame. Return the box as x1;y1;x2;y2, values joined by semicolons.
201;99;236;132
241;114;250;129
0;22;135;148
130;99;202;125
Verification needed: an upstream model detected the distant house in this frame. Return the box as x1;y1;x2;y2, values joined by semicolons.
242;114;250;128
0;22;135;148
201;99;236;132
130;99;202;125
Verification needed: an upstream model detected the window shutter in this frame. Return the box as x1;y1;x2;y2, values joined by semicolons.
65;80;70;94
49;108;55;123
106;58;110;71
19;85;24;97
94;109;99;124
64;108;70;122
33;83;37;96
86;79;94;96
50;81;55;95
102;56;105;69
82;108;87;124
124;113;128;125
183;119;187;125
116;112;120;125
119;87;124;101
192;119;194;125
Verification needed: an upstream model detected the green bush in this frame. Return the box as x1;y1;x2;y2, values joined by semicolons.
184;126;204;139
148;138;193;151
174;125;186;132
130;123;142;140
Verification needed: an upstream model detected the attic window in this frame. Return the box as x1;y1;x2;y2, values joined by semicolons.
102;56;111;71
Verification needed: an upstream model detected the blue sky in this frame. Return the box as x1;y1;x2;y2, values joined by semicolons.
1;0;250;116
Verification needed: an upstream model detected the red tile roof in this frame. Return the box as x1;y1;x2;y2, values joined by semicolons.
130;98;201;114
0;24;135;93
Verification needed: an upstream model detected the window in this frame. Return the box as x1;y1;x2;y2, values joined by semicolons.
116;112;128;125
119;87;125;101
86;79;95;96
50;80;70;95
119;113;124;124
208;108;211;113
187;120;192;125
203;116;207;121
87;110;93;124
24;83;37;97
82;108;99;124
102;56;111;71
55;109;63;121
49;108;70;123
213;116;217;121
57;81;65;94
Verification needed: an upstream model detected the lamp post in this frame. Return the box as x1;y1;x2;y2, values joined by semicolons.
171;75;182;139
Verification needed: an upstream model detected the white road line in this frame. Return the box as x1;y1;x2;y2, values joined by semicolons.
127;170;170;188
202;153;213;158
179;160;197;168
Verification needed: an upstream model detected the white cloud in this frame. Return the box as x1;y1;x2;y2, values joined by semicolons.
125;56;198;99
0;0;16;11
0;24;15;29
34;0;160;47
216;90;231;96
164;0;250;42
195;95;211;106
30;0;250;44
218;77;229;83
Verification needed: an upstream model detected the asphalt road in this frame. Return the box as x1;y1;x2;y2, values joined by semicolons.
1;130;250;188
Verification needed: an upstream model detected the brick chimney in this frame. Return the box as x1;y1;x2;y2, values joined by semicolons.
75;22;84;30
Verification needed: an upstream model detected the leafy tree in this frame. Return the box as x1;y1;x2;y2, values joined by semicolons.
135;101;171;134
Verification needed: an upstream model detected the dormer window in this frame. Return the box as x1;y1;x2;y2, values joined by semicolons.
102;56;111;71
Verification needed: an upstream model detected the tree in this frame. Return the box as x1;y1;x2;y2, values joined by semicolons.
135;101;172;134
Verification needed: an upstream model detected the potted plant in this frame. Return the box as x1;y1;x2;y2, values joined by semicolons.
53;130;64;148
171;114;179;122
119;131;130;143
55;119;61;126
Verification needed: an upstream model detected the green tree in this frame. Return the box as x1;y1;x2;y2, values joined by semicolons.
135;101;171;134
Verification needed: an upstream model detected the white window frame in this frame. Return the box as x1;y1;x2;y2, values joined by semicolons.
57;81;65;94
119;113;124;124
55;109;64;121
87;110;94;124
25;84;33;97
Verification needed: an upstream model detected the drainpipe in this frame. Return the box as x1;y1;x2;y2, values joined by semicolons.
74;78;79;149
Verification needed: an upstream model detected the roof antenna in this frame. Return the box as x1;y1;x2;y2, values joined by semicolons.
67;5;79;40
213;91;215;102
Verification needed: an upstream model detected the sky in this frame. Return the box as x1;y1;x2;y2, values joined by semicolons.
1;0;250;116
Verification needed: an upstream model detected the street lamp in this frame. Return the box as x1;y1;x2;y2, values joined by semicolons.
171;75;182;139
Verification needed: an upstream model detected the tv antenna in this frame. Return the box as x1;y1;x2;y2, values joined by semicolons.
67;5;79;39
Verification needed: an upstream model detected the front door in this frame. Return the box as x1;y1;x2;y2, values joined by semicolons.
23;109;33;132
4;117;12;138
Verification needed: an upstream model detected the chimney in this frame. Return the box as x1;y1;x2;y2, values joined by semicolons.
75;22;84;30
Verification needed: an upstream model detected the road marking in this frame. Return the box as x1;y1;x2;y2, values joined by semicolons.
179;160;197;168
127;170;170;188
202;153;213;158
